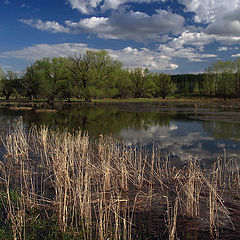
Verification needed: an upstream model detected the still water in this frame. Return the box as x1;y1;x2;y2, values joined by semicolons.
0;103;240;164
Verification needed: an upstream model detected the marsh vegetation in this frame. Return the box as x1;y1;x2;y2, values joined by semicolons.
0;120;239;239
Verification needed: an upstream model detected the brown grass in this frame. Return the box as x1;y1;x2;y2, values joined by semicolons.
9;107;33;111
0;120;239;239
34;109;58;113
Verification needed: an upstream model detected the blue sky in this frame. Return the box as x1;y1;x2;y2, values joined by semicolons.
1;0;240;74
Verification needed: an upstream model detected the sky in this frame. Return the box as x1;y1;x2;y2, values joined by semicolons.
1;0;240;74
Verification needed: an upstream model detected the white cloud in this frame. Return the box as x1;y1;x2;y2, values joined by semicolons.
101;0;165;11
180;0;240;42
206;19;240;37
218;47;228;51
1;65;11;70
210;35;240;45
0;43;178;71
0;43;88;60
101;0;131;10
20;10;184;42
108;47;178;70
168;29;213;48
67;0;102;14
155;29;217;62
67;0;164;14
166;28;240;53
158;43;217;62
180;0;240;23
232;53;240;57
205;7;240;37
19;1;240;48
19;19;70;33
66;10;184;41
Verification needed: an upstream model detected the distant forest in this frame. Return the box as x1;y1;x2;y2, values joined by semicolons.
1;50;240;101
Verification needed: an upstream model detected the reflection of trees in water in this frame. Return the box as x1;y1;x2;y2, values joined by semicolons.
0;106;177;138
2;106;240;141
201;120;240;141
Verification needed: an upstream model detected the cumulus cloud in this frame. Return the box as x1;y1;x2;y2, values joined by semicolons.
232;53;240;57
158;44;216;62
156;27;240;61
108;47;178;70
20;10;184;42
155;29;217;62
166;27;240;53
67;0;163;14
67;0;102;14
180;0;240;23
205;8;240;37
180;0;240;42
0;43;178;71
101;0;167;11
218;47;228;51
206;20;240;37
1;65;11;70
19;1;240;47
168;29;213;48
19;19;69;33
0;43;89;60
212;35;240;45
65;10;184;41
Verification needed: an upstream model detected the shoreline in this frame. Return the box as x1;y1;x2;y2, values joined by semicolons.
1;97;240;123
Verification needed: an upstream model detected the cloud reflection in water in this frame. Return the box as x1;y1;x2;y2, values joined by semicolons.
119;120;240;164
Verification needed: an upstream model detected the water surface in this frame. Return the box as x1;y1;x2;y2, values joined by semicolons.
0;103;240;164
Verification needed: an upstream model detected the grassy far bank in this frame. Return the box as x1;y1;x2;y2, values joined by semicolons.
1;96;240;108
93;97;240;108
1;96;240;125
0;120;239;239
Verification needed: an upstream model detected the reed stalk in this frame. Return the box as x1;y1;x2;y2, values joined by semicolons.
0;120;238;239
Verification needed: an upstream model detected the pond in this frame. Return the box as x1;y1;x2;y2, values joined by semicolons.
0;102;240;165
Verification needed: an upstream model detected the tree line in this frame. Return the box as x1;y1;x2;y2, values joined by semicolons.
171;58;240;99
1;50;240;101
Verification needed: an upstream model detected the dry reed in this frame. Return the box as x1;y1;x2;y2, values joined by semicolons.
0;119;239;239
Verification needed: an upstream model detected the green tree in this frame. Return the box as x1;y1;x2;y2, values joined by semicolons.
207;60;235;99
19;64;44;100
46;57;72;101
0;70;17;100
89;50;122;98
171;74;191;96
69;52;93;101
51;57;74;101
113;69;131;98
233;58;240;97
69;50;122;101
0;67;3;79
30;57;72;101
200;73;214;96
152;73;173;99
129;68;152;98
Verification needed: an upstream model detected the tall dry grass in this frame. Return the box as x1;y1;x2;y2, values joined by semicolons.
0;119;239;239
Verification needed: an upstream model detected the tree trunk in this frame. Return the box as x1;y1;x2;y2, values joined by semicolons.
5;93;10;100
